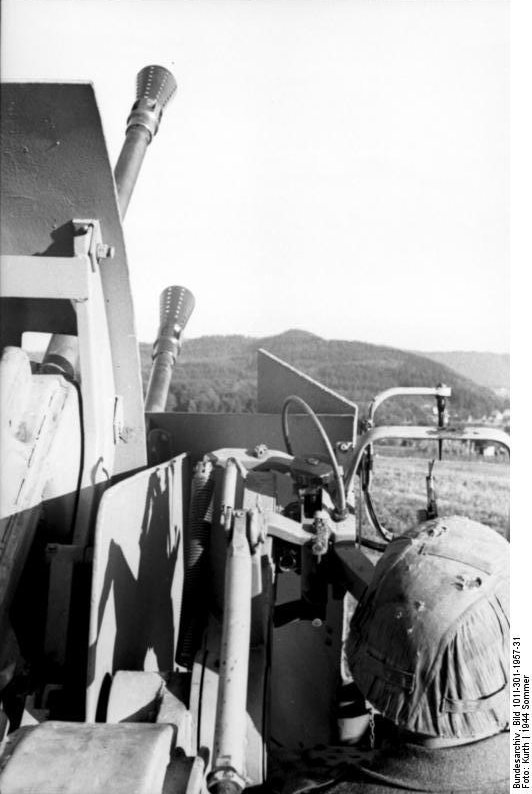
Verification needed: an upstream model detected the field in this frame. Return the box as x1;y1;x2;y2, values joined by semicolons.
356;452;510;543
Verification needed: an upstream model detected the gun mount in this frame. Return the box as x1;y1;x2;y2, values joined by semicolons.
0;67;510;793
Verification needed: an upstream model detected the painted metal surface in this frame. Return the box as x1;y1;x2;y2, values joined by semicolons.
86;454;189;721
0;721;174;794
366;385;452;424
0;247;119;546
188;458;279;786
147;412;356;462
190;617;267;787
0;241;125;683
0;347;81;611
107;670;166;723
196;450;347;772
345;423;511;495
270;571;345;749
258;349;358;427
0;82;146;474
206;448;349;757
209;512;252;791
68;230;119;545
0;255;90;300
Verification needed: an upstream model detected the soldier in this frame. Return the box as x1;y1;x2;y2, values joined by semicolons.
269;516;509;794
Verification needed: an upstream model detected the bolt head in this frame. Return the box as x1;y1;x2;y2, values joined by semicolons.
253;443;268;458
96;243;115;260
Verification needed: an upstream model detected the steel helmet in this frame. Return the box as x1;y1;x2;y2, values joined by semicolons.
346;516;509;739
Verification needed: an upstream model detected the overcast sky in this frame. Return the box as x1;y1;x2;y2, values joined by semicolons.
2;0;509;351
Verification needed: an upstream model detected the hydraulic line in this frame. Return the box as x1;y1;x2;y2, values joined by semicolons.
363;488;394;545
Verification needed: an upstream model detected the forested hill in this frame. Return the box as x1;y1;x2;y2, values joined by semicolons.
420;351;509;395
140;329;502;422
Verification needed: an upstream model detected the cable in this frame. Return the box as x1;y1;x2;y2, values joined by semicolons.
359;535;388;553
359;447;395;544
363;487;395;544
281;395;347;519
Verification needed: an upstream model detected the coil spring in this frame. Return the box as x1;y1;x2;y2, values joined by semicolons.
176;458;215;667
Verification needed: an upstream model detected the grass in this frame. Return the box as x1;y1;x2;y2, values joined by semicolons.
356;452;510;542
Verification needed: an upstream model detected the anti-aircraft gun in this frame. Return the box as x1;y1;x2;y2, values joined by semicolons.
0;67;510;793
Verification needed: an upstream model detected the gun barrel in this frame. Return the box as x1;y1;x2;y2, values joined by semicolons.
41;334;79;379
114;65;177;217
144;349;175;414
145;285;195;412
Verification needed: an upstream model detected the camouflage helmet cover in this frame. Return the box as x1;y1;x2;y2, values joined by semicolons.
346;516;509;739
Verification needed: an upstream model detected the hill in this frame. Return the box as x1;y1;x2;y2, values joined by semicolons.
140;330;503;423
420;351;509;396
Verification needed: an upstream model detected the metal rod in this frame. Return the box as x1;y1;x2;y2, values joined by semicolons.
367;385;452;426
208;511;252;794
344;424;511;496
221;459;239;532
184;753;208;794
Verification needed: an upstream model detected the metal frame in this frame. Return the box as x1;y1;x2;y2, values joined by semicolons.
1;229;119;675
366;385;452;426
1;82;147;476
1;228;117;546
147;412;356;464
345;425;510;496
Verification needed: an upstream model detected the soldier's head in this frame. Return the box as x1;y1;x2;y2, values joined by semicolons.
346;516;509;743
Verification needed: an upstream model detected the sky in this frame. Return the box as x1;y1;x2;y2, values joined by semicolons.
1;0;509;352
